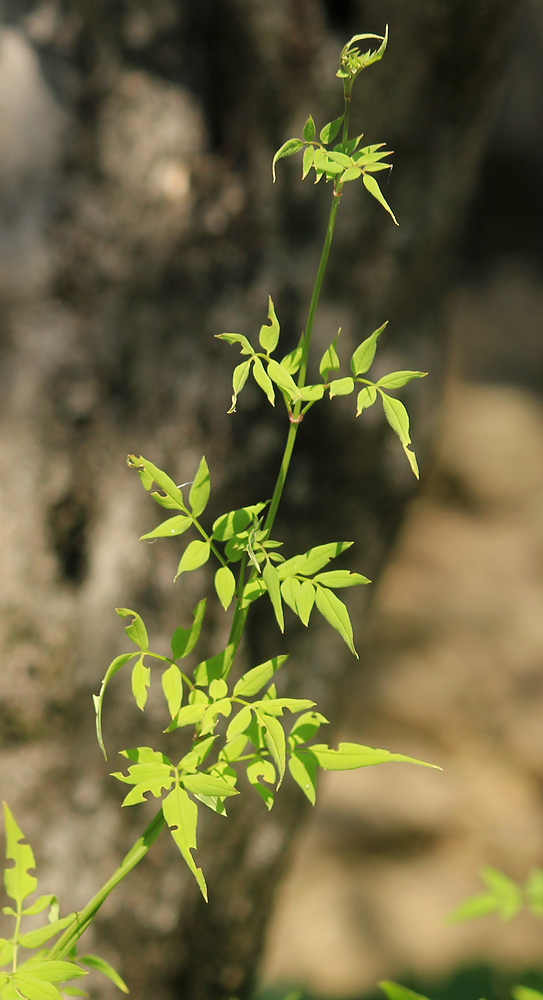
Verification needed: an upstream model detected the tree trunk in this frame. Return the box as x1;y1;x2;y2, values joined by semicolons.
0;1;519;998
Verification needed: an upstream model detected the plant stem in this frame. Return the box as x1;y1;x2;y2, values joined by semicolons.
48;809;166;960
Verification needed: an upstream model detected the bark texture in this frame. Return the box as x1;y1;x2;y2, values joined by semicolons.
0;1;520;998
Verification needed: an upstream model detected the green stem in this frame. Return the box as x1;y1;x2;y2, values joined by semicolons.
341;85;352;152
48;810;166;960
12;902;21;972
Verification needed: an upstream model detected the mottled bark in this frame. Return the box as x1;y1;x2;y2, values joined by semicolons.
0;1;519;998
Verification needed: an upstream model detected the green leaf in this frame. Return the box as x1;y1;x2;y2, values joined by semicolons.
178;736;217;771
313;151;343;175
209;678;228;700
356;385;377;415
377;371;427;389
525;867;543;917
194;643;235;686
259;296;280;355
112;754;174;805
253;357;275;406
214;566;236;611
512;988;543;1000
263;562;284;632
310;742;440;771
60;991;88;997
166;703;206;731
115;609;149;650
350;321;388;375
0;941;13;969
298;384;325;401
127;455;186;509
288;750;317;804
296;580;316;626
16;962;85;987
219;733;248;763
272;138;304;181
278;541;353;580
320;115;344;144
212;503;266;541
448;867;523;922
228;359;252;413
215;332;254;356
379;982;430;1000
363;172;398;225
139;514;192;540
329;377;354;398
288;711;329;746
446;892;501;924
257;712;286;785
247;758;275;810
226;705;253;742
280;576;300;616
182;774;238;798
319;334;341;378
281;340;304;375
189;456;210;517
11;975;62;1000
302;115;315;142
78;955;128;994
253;698;315;716
162;785;207;899
267;360;301;399
171;598;206;660
380;392;420;478
313;570;370;588
131;655;150;711
315;586;357;655
341;166;361;183
199;698;232;735
175;539;210;579
162;664;183;719
17;916;75;949
240;577;267;607
22;895;55;916
302;145;314;179
233;655;288;697
3;804;37;907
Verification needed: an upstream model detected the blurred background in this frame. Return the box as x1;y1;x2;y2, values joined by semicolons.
0;1;542;999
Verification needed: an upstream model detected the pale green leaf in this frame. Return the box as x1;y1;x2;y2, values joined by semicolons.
161;664;183;719
233;655;288;697
525;867;543;917
139;514;192;540
93;651;138;757
272;138;304;181
280;576;300;615
175;539;210;579
446;892;501;924
171;598;207;660
79;955;128;994
11;975;61;1000
253;698;315;716
298;383;325;401
267;360;301;399
212;503;266;541
377;371;427;389
296;580;316;626
363;172;398;224
310;742;440;771
315;586;357;654
3;804;37;907
226;705;253;742
228;358;253;414
247;758;275;810
215;332;254;355
356;385;377;415
22;895;54;917
257;712;286;785
319;115;344;144
350;321;388;375
302;145;314;179
379;982;430;1000
182;774;238;798
288;711;329;746
278;541;353;579
329;377;354;398
288;750;317;804
263;562;284;632
18;915;75;949
280;341;304;374
319;334;340;378
380;392;419;478
209;678;228;700
162;785;207;899
240;577;267;608
341;166;361;183
313;570;370;587
252;357;275;406
214;566;236;611
199;698;232;735
219;733;248;763
166;703;206;731
115;609;149;650
189;456;210;517
126;455;185;509
194;643;235;686
259;296;280;355
131;655;150;711
302;115;315;142
512;988;543;1000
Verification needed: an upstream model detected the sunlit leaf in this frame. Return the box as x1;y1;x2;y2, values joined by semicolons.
233;656;288;697
214;566;236;611
228;359;252;413
115;609;148;650
278;541;353;580
171;599;207;660
319;333;341;378
302;115;315;142
272;138;304;181
139;515;192;540
162;664;183;719
247;758;276;810
380;392;420;478
259;296;280;355
3;804;37;907
350;321;388;375
377;371;427;389
256;711;286;785
363;172;398;225
262;562;284;632
315;587;357;656
194;643;235;686
189;456;210;518
78;955;128;994
162;785;207;899
252;357;275;406
175;540;210;579
320;115;344;144
379;981;430;1000
302;145;314;179
356;385;377;415
313;570;370;588
131;655;150;711
310;742;440;771
288;750;317;804
329;377;354;398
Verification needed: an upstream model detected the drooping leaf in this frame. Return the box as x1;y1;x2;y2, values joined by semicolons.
93;653;138;760
194;643;235;686
215;332;254;356
380;392;420;478
228;359;253;414
189;456;210;517
257;712;286;785
115;609;149;650
10;975;62;1000
162;785;207;899
272;138;304;181
288;750;317;804
214;566;236;611
350;321;388;375
233;655;288;697
302;145;314;179
78;955;128;994
171;599;207;660
288;711;329;746
310;742;440;771
259;296;280;355
302;115;315;142
127;455;185;509
252;357;275;406
356;385;377;415
139;515;192;540
296;580;316;626
3;804;37;907
280;576;301;616
313;570;370;588
377;371;427;389
319;334;341;378
175;539;211;579
247;758;276;810
161;664;183;719
262;561;284;632
379;982;430;1000
278;541;353;580
320;115;344;144
131;655;150;711
363;172;398;225
315;587;357;655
